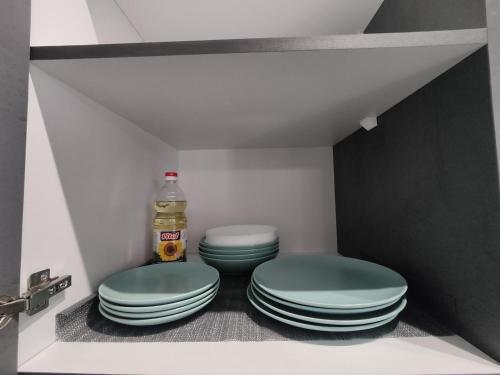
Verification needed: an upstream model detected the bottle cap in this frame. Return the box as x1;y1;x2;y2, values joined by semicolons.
165;171;178;181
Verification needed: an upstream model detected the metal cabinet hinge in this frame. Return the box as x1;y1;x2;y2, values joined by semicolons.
0;269;71;330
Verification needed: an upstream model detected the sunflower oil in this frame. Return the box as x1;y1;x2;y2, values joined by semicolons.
153;171;187;262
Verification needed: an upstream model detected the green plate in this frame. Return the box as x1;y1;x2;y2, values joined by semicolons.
198;243;279;255
200;253;277;274
250;283;406;325
199;248;278;260
251;279;398;314
252;255;407;309
98;262;219;306
199;237;278;250
98;294;215;326
100;287;218;319
247;285;399;332
99;280;220;313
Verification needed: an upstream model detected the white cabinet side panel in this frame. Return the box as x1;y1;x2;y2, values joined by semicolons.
178;148;336;255
18;65;177;365
30;0;142;46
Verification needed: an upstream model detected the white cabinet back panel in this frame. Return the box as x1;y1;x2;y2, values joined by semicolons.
179;148;336;255
30;0;141;46
19;65;177;364
115;0;383;41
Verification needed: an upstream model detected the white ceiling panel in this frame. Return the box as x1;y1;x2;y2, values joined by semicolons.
33;30;486;150
115;0;384;41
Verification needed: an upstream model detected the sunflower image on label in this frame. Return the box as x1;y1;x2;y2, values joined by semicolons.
153;229;187;262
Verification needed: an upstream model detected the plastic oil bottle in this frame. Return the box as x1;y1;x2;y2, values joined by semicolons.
153;171;187;262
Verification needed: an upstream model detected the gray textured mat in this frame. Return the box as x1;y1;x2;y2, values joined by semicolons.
56;275;451;342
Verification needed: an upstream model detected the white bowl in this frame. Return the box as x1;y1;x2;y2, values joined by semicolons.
205;225;278;247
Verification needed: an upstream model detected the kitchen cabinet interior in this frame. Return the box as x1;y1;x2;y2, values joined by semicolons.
10;0;500;374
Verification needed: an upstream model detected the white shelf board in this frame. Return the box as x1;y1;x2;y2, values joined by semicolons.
19;336;500;374
32;29;486;150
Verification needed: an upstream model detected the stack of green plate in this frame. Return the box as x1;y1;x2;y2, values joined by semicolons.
98;262;219;326
198;237;279;275
249;255;408;331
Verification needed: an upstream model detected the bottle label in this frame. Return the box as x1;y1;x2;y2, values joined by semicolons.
153;229;187;262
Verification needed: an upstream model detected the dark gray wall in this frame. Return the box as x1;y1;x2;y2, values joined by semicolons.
0;1;31;374
333;47;500;362
365;0;486;33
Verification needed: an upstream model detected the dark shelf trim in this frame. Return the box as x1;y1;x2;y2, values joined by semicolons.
30;29;487;60
30;37;343;60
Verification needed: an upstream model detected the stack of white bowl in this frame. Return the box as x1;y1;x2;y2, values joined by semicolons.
199;225;279;274
98;262;219;326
